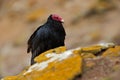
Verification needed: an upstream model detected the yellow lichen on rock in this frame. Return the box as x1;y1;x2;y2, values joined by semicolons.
33;53;82;80
34;46;66;63
2;76;17;80
81;46;102;54
2;46;82;80
102;46;120;57
81;43;115;54
22;47;82;80
81;53;96;58
2;43;120;80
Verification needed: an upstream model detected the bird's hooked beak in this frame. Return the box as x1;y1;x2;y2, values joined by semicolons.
61;19;64;23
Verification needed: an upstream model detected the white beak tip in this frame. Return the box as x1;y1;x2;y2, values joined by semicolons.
61;19;64;23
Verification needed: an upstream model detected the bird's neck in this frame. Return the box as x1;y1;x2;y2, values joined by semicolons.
46;20;63;29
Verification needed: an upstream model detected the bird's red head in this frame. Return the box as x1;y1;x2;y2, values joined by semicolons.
51;14;64;23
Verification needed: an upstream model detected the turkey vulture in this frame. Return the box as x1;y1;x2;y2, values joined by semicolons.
27;14;66;65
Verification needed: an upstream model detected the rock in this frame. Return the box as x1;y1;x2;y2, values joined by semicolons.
2;43;120;80
102;46;120;57
2;46;82;80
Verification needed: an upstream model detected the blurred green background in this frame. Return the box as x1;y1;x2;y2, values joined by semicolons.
0;0;120;78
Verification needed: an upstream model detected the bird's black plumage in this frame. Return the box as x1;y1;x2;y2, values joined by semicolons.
27;14;66;65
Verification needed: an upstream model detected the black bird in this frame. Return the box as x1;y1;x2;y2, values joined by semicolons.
27;14;66;65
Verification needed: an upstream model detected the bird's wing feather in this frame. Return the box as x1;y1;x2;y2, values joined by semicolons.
27;27;41;53
30;26;54;62
27;25;52;54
